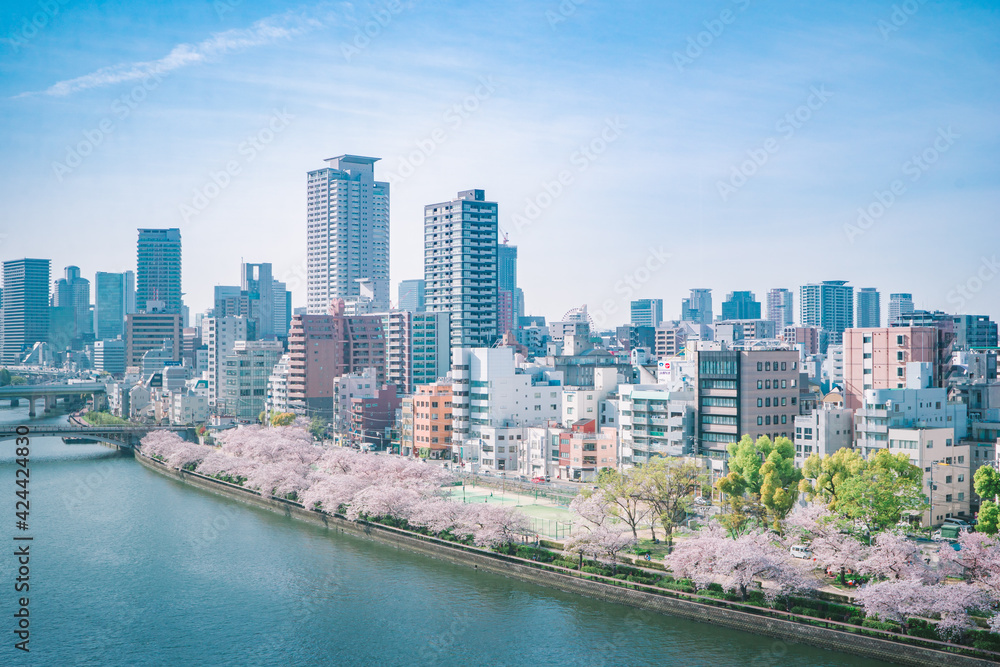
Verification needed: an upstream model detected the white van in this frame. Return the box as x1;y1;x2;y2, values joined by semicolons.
790;544;812;559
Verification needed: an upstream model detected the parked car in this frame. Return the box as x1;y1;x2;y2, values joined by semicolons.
531;476;545;483
942;518;970;529
789;544;812;559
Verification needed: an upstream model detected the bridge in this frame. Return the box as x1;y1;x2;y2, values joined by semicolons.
0;382;107;417
0;424;196;449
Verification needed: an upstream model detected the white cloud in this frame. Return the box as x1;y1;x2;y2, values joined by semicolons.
23;12;323;97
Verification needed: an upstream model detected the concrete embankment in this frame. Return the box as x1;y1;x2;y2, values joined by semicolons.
133;450;998;667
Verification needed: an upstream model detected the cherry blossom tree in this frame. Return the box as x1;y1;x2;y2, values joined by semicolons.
786;505;868;584
455;504;530;549
855;579;929;632
407;499;463;535
939;532;1000;587
299;474;368;514
666;523;811;601
570;489;612;528
932;583;993;640
344;484;421;522
140;431;214;468
565;524;637;573
243;460;311;500
857;530;936;583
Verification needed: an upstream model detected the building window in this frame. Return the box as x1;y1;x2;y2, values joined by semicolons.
757;416;763;426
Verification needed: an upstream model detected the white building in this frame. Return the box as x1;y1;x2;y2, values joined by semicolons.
306;155;390;313
886;427;972;526
854;385;967;457
333;368;378;433
204;315;247;409
265;354;293;417
617;384;696;464
822;344;844;389
450;346;563;472
561;367;619;427
93;339;125;375
171;391;208;425
792;404;853;466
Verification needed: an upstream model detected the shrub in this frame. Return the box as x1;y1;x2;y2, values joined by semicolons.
969;630;1000;652
905;619;939;641
862;619;901;633
790;606;810;616
848;616;864;626
551;559;578;569
581;566;604;575
698;589;728;600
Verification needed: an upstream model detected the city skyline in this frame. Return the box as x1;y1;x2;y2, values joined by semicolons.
0;1;996;322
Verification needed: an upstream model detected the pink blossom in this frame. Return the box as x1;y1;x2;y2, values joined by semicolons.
857;531;936;582
345;484;421;521
454;504;531;548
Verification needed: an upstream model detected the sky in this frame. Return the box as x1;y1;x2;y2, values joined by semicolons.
1;0;998;328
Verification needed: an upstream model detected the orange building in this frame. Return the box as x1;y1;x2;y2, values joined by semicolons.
413;382;453;458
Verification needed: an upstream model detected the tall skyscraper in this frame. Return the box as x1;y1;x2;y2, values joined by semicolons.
888;293;914;325
94;271;134;340
136;228;182;314
306;155;390;314
856;287;881;328
496;243;523;331
800;281;853;345
424;189;498;348
398;279;426;313
242;262;275;340
681;288;713;326
1;259;50;363
766;288;794;328
52;266;92;339
630;299;663;327
720;291;761;320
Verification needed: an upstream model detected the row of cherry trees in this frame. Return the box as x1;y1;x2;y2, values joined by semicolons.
140;426;529;548
789;505;1000;638
653;504;1000;640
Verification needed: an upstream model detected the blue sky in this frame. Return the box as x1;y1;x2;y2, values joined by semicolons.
1;0;998;326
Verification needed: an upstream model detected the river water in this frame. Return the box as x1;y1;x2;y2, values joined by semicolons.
0;405;890;666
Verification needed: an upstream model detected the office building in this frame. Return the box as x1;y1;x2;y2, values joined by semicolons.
306;155;390;314
398;279;426;313
767;288;794;328
221;340;284;421
1;259;50;364
856;288;881;328
792;404;853;467
681;289;713;326
424;189;499;347
93;339;126;375
411;311;451;389
410;381;454;458
136;228;183;314
287;310;386;419
630;299;664;328
951;315;998;350
842;327;945;410
721;291;761;320
124;311;182;370
204;316;248;409
51;266;92;340
800;280;853;346
94;271;134;341
497;243;522;334
888;293;914;325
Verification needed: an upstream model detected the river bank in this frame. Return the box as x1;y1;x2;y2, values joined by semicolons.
134;447;997;667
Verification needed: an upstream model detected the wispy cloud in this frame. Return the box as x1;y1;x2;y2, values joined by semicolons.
21;12;323;98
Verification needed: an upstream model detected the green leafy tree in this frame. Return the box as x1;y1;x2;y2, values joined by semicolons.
638;457;705;549
836;449;925;535
716;435;800;529
798;447;867;511
308;417;327;440
270;412;296;427
718;494;767;538
594;468;649;539
974;466;1000;535
0;368;10;386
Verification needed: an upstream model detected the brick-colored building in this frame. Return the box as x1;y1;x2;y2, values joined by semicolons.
843;327;943;410
349;384;400;451
287;310;386;418
557;419;618;482
412;382;453;458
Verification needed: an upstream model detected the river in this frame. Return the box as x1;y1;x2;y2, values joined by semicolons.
0;405;891;666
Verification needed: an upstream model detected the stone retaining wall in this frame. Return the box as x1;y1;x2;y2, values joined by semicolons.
134;451;997;667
